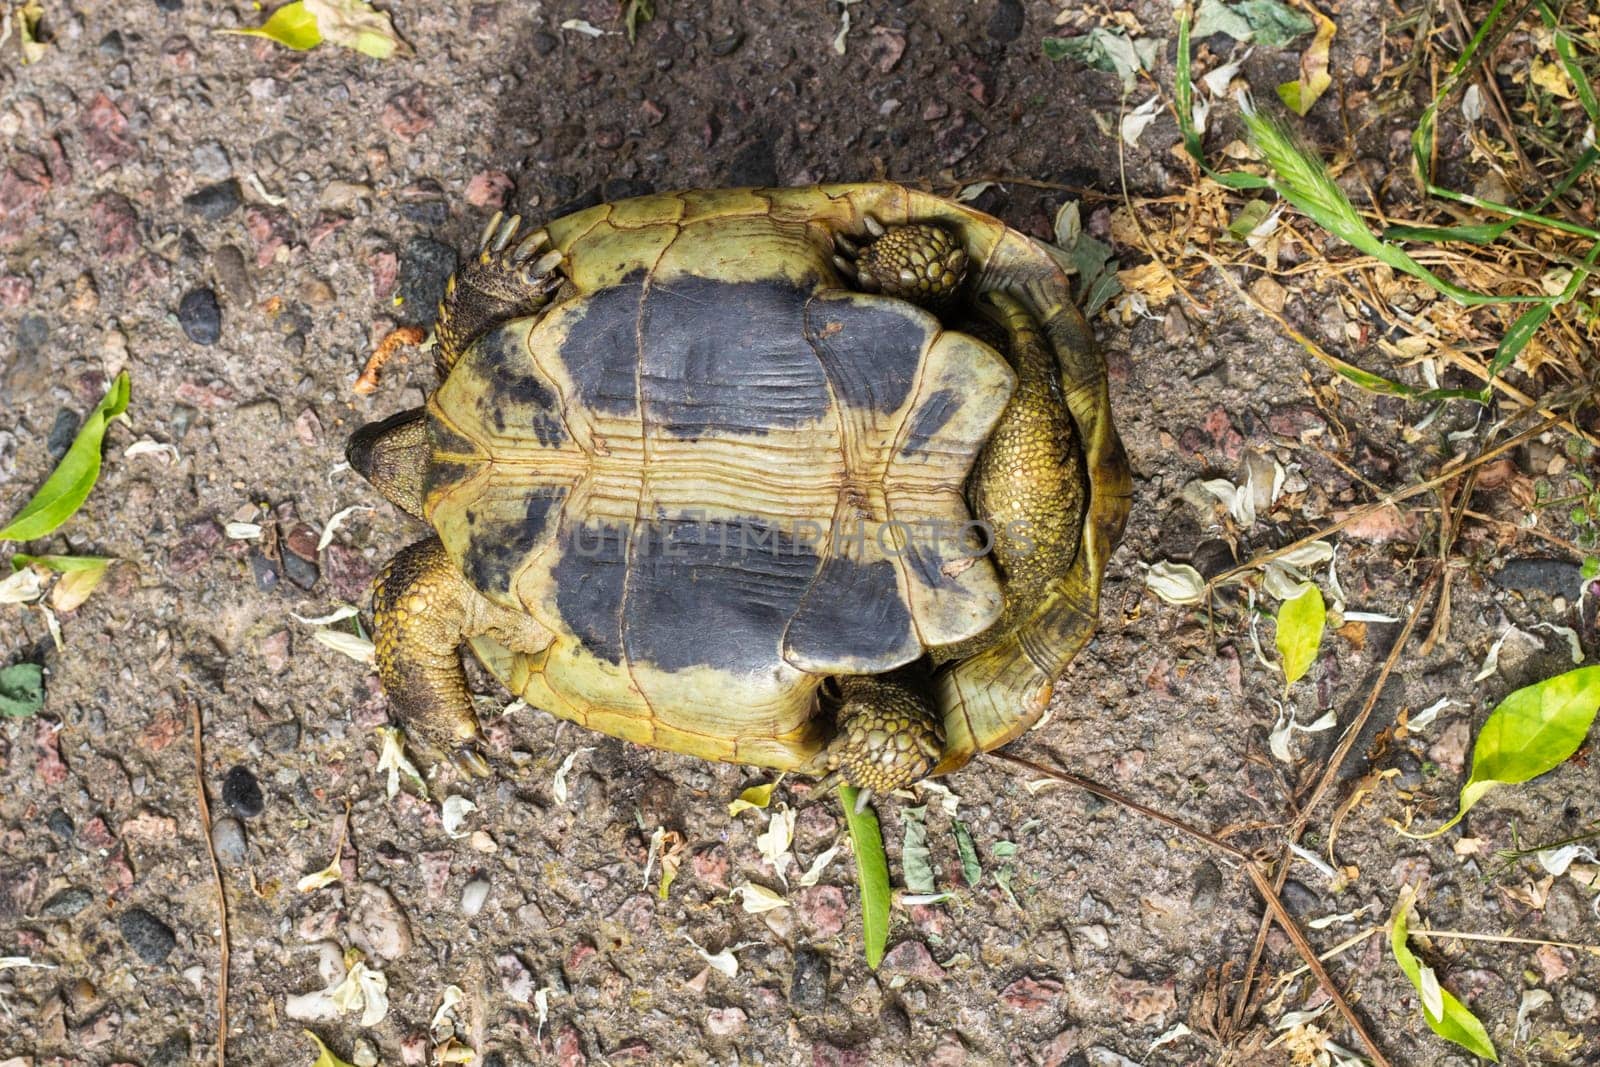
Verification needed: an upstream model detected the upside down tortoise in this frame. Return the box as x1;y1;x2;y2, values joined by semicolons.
348;182;1131;798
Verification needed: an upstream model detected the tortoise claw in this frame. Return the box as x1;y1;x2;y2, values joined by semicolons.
477;211;504;253
862;213;886;238
491;214;522;253
831;254;859;283
509;229;549;265
834;234;859;257
450;743;492;779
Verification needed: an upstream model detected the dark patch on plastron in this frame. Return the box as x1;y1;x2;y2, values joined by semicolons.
901;388;959;454
429;418;480;457
554;274;646;417
552;520;630;664
424;460;479;502
460;488;565;599
624;516;819;674
640;277;832;437
804;295;927;414
784;557;916;670
471;324;567;447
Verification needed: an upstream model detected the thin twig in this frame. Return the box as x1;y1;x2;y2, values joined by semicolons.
988;751;1393;1067
190;696;228;1067
1413;929;1600;954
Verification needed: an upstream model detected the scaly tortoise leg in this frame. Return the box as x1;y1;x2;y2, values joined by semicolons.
373;537;555;779
434;211;566;370
832;214;969;307
811;673;946;804
372;538;492;779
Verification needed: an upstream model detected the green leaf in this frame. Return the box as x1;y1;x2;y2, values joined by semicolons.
11;554;113;573
1581;557;1599;581
0;372;130;544
952;820;982;886
303;1030;357;1067
623;0;655;44
899;806;935;894
1192;0;1313;48
1043;29;1155;91
226;2;324;50
12;554;114;612
838;785;890;969
0;663;45;719
1389;890;1500;1061
1275;584;1325;686
1227;199;1272;240
1487;303;1553;380
1409;666;1600;838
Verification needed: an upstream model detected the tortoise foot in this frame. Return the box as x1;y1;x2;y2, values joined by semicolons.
372;538;491;779
435;211;567;370
817;673;945;793
834;219;968;308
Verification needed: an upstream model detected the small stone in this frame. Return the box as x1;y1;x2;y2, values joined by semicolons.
531;31;559;55
1388;751;1425;789
396;238;457;328
177;288;221;345
705;1006;746;1036
1490;557;1581;599
789;947;829;1011
118;907;177;965
497;952;534;1004
41;886;94;918
248;550;279;592
461;876;490;917
221;765;264;819
183;181;241;221
46;808;74;840
880;940;945;982
1281;879;1319;915
281;547;320;591
796;885;846;938
46;409;81;461
210;817;247;868
259;630;291;673
1190;860;1223;913
691;843;729;888
150;1030;191;1067
349;882;413;960
709;29;743;56
1000;975;1063;1013
154;0;183;9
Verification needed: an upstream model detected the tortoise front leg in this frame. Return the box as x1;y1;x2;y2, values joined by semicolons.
434;212;566;370
372;538;492;779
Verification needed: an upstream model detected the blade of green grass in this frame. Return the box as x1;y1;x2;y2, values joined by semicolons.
838;785;890;968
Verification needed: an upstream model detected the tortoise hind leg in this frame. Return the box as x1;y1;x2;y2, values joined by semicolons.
435;212;566;370
373;538;491;778
832;217;968;307
372;538;553;778
809;671;945;795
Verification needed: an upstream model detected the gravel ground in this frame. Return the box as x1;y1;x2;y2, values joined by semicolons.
1;1;1597;1065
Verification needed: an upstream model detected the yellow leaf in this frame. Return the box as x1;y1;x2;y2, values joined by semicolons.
1530;59;1574;99
1276;10;1335;115
304;1030;356;1067
225;1;324;50
18;1;49;64
727;779;780;816
305;0;411;59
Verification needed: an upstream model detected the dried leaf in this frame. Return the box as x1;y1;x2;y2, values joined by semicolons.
1145;560;1207;605
442;795;477;839
756;807;796;884
304;0;409;59
1192;0;1312;47
798;841;842;887
727;780;778;816
1276;11;1335;115
552;746;593;805
730;883;790;913
899;806;935;894
376;726;427;800
312;630;375;665
1043;28;1158;91
317;505;373;551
